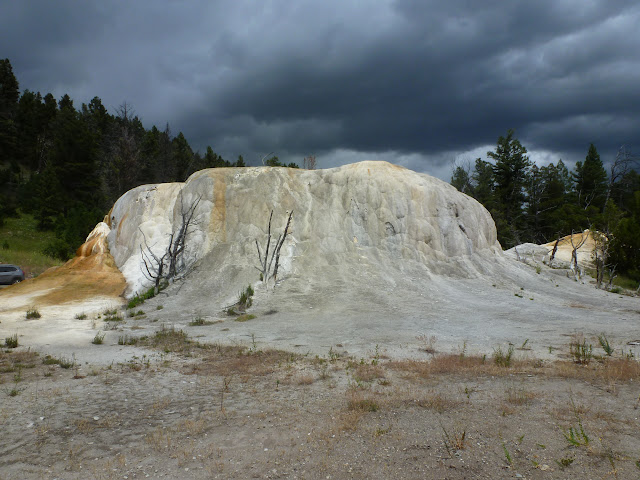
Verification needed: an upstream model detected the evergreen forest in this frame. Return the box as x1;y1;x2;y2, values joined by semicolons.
451;130;640;284
0;58;251;260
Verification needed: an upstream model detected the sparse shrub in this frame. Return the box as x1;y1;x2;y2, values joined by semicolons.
417;333;437;354
237;285;254;311
103;309;124;322
43;355;75;369
25;307;41;319
92;332;105;345
118;335;138;345
598;333;613;356
569;337;592;365
189;316;216;326
535;264;541;274
74;312;87;320
5;334;18;348
493;345;514;367
156;305;163;310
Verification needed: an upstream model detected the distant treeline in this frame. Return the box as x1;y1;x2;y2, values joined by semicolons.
451;130;640;282
0;58;276;259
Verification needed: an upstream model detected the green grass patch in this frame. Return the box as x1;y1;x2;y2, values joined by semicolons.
235;314;256;322
25;307;41;319
42;355;74;369
0;212;63;277
127;287;156;309
4;334;18;348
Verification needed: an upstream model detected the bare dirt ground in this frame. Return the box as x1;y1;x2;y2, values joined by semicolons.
1;331;640;480
1;252;640;479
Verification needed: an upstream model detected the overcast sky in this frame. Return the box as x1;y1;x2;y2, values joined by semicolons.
2;1;639;179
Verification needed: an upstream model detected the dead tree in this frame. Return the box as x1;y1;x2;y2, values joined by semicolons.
549;235;561;264
604;145;638;214
255;210;293;288
569;230;589;283
140;191;202;294
168;192;201;279
140;229;171;295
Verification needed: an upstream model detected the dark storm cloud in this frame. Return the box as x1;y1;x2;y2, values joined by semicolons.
1;1;639;176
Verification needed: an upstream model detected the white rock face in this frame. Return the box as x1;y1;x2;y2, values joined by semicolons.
105;161;500;297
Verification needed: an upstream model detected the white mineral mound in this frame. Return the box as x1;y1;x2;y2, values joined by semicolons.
106;161;501;299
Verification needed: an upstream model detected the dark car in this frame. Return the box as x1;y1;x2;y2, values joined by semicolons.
0;264;25;284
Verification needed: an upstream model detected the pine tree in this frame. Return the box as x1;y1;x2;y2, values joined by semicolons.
487;130;531;247
573;143;608;211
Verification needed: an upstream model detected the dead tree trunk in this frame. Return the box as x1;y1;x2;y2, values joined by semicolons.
549;236;560;264
569;230;588;283
255;210;293;288
140;229;171;295
168;192;201;280
139;191;201;294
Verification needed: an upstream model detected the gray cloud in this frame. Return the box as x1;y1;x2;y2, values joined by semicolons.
2;0;639;178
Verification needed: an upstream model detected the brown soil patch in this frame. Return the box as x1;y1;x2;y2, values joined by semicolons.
1;340;639;479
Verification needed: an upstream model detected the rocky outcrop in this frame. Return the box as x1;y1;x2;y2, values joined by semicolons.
105;161;500;297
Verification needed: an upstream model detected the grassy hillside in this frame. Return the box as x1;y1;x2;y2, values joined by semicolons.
0;213;63;278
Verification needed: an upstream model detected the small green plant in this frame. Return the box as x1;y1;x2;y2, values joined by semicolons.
128;310;145;318
235;284;255;312
328;346;340;362
44;355;75;369
92;332;105;345
127;287;156;309
74;312;87;320
118;335;138;346
4;334;18;349
235;314;256;322
103;310;124;322
26;307;41;319
556;456;574;469
189;316;206;326
598;333;613;356
493;344;514;367
502;442;512;465
569;338;592;365
561;399;590;447
441;424;466;456
371;344;380;365
535;264;541;274
156;305;163;310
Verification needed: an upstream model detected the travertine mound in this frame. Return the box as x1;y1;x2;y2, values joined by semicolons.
106;161;500;298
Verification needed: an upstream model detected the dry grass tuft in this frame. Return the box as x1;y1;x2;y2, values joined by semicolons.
505;385;537;406
297;374;315;385
352;364;385;382
347;390;380;412
193;347;297;377
552;357;640;383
